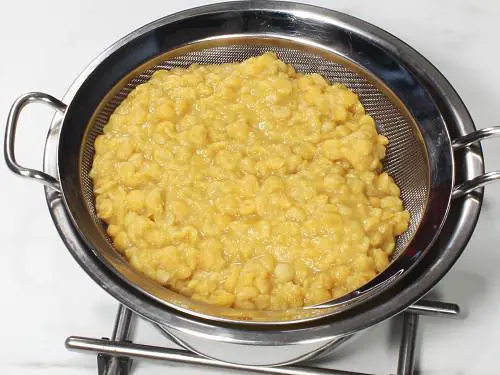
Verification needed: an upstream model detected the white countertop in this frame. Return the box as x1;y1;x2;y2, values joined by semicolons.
1;1;499;374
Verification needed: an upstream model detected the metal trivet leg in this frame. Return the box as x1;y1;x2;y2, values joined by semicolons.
65;300;460;375
397;313;419;375
95;304;135;375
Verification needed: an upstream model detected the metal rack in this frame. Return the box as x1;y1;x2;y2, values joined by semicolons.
65;299;460;375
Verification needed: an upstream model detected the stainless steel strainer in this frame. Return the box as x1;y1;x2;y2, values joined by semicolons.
5;1;500;324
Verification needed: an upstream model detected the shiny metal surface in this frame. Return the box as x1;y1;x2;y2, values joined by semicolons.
279;299;455;364
451;126;500;199
404;300;460;318
65;336;373;375
300;335;355;363
158;323;352;366
397;313;418;375
452;171;500;199
111;305;134;342
66;299;458;373
155;300;450;366
4;92;65;192
104;305;135;375
452;126;500;150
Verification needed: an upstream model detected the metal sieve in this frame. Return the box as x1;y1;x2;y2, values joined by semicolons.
5;1;500;325
78;42;430;318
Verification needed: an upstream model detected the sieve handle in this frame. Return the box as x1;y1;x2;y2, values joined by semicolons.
4;92;66;192
451;126;500;199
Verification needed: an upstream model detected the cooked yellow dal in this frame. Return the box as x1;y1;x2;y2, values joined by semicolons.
90;52;410;310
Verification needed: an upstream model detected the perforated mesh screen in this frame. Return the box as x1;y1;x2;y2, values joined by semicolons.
80;45;429;259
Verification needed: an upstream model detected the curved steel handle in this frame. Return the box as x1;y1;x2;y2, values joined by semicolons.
4;92;66;192
452;126;500;199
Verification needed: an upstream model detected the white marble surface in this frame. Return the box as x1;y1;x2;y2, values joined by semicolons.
1;1;499;374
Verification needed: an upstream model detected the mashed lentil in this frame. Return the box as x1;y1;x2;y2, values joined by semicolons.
90;52;410;310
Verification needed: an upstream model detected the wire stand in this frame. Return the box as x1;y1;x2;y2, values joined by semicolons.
66;300;460;375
